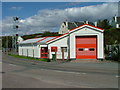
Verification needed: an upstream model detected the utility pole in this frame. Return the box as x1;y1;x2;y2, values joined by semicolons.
12;16;19;54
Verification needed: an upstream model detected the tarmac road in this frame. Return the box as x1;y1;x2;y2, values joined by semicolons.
2;53;119;88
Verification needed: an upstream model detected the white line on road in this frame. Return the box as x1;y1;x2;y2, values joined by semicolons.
116;75;120;78
40;68;87;75
9;64;17;66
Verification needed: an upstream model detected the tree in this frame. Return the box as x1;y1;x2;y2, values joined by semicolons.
97;19;112;29
104;28;120;45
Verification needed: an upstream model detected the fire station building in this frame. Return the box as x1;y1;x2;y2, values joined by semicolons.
18;24;104;60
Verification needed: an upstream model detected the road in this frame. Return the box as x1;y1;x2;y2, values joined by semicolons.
2;53;119;88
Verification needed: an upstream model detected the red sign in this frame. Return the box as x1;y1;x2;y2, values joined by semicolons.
51;47;58;52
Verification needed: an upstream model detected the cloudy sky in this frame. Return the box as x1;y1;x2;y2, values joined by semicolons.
1;2;119;36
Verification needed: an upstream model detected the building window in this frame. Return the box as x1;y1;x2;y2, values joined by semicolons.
61;47;67;52
79;48;84;51
89;48;95;51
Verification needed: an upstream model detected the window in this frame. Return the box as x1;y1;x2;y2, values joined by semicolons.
79;48;84;51
89;48;95;51
61;47;67;52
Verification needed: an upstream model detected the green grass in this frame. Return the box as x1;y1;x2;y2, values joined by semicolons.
8;54;50;62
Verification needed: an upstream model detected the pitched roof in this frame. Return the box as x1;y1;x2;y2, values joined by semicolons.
47;24;104;44
67;21;95;30
68;22;84;30
19;37;57;44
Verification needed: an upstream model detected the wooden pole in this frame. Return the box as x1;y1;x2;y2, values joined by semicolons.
62;48;64;61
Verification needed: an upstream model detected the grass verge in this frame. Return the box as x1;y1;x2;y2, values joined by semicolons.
8;54;50;62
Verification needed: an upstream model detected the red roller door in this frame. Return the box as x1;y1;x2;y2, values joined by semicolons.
76;36;97;59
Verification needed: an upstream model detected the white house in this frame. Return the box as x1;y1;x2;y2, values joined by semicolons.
17;36;24;43
58;21;95;34
110;16;120;28
19;24;104;60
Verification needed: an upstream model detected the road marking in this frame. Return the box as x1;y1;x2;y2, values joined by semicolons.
40;68;87;75
82;73;86;74
116;75;120;78
53;70;87;75
9;64;17;66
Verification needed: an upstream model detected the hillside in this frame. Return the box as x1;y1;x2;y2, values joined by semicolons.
22;31;61;40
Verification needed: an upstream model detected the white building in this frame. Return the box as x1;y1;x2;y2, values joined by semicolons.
110;16;120;28
58;21;94;34
19;24;104;60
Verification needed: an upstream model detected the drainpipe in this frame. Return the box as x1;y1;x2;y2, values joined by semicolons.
68;31;70;60
32;43;34;58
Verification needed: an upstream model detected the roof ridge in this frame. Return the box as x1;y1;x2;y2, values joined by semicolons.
47;24;104;44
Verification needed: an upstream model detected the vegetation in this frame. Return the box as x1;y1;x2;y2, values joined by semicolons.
2;31;61;48
22;31;61;40
8;54;50;62
2;36;12;48
97;19;112;29
104;28;120;45
2;19;120;61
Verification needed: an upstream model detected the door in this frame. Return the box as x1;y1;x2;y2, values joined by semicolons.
41;47;48;58
76;36;97;59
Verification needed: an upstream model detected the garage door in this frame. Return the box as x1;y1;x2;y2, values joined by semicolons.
76;36;97;59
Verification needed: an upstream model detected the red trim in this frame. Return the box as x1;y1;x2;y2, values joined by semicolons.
47;24;104;43
46;33;69;43
36;37;47;43
69;24;86;31
70;24;104;32
36;36;58;43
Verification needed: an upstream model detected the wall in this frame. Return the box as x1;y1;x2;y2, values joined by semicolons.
18;44;40;58
69;27;104;59
59;22;69;34
48;36;68;59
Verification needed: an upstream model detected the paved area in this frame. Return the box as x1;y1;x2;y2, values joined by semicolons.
2;53;119;88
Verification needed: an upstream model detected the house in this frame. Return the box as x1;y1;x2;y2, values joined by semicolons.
58;21;95;34
110;16;120;28
18;37;57;58
19;24;104;60
17;36;24;43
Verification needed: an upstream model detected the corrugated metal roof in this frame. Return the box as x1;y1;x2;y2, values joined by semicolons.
39;37;56;43
19;37;57;44
20;37;44;44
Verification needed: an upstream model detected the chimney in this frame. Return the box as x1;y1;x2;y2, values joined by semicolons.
94;21;97;27
86;21;89;24
115;15;117;22
65;19;68;28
